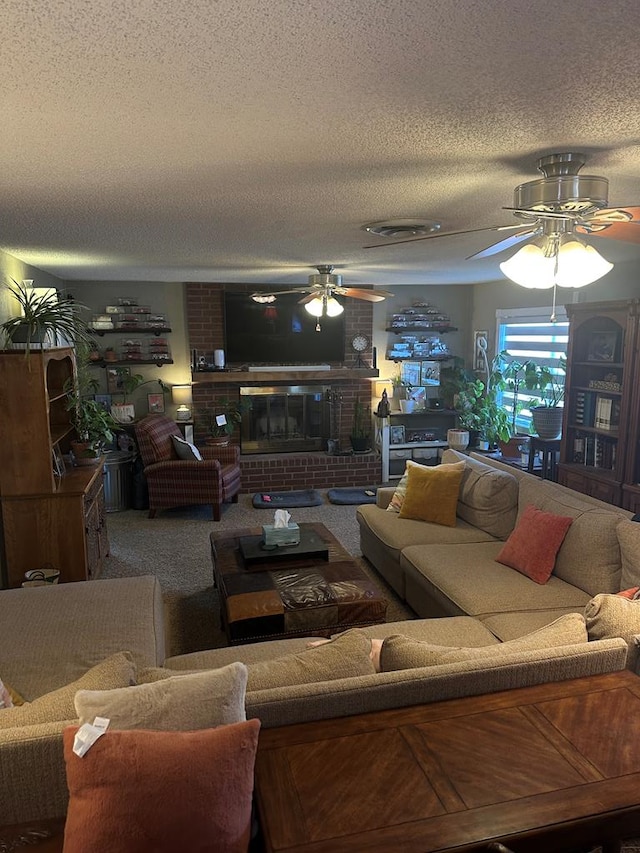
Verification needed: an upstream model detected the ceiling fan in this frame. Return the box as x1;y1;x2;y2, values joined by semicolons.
363;152;640;284
251;265;393;330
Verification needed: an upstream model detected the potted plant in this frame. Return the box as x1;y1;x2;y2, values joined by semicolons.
350;398;371;452
65;343;117;465
109;368;147;423
0;278;90;356
524;359;566;439
490;351;532;456
198;396;248;445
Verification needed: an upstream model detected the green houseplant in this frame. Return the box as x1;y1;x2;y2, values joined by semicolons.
65;342;117;464
0;279;90;356
198;397;249;445
524;358;566;439
350;398;372;452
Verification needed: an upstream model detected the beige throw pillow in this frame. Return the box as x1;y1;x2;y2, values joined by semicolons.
75;662;248;730
0;652;136;729
617;520;640;591
380;614;587;671
246;629;377;691
585;593;640;669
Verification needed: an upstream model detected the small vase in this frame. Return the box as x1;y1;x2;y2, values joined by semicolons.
447;429;470;452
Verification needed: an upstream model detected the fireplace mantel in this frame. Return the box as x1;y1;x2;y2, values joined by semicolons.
192;368;379;385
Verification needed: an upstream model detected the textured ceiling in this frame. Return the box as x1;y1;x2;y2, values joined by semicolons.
2;0;640;286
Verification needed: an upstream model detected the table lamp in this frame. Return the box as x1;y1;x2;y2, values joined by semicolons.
171;385;192;421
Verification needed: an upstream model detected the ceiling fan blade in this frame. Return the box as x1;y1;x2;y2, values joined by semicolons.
250;287;310;298
335;287;392;302
577;220;640;244
363;224;525;250
466;227;543;260
587;206;640;223
297;292;317;305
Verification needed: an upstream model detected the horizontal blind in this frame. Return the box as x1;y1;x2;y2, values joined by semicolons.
496;310;568;433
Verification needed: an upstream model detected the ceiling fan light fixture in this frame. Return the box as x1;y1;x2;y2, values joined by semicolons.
500;233;613;289
304;295;344;318
554;240;614;288
499;244;555;288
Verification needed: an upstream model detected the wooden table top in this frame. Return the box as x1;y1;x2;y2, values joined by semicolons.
255;670;640;853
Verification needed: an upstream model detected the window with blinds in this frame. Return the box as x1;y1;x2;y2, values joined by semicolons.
496;307;569;434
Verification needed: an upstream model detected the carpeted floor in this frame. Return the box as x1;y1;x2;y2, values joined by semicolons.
101;492;415;657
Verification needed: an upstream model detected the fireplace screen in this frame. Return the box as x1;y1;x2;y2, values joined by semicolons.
240;386;330;454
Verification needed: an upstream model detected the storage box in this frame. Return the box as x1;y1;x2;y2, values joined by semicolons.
262;522;300;547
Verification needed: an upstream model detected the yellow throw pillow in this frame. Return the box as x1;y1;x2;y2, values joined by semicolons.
397;461;465;527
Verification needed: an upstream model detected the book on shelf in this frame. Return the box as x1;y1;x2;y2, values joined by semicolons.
594;396;613;430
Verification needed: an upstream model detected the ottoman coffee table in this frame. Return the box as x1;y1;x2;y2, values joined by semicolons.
210;522;388;644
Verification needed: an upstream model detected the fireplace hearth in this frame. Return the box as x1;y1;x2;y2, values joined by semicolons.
239;385;330;454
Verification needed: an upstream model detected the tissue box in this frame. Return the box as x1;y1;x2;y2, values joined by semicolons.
262;522;300;547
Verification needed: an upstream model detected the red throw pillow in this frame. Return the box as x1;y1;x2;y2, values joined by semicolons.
496;504;573;584
62;720;260;853
618;587;640;600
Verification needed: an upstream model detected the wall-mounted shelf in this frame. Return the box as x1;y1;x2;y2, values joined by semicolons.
91;327;172;336
386;325;458;334
88;359;173;367
192;368;378;384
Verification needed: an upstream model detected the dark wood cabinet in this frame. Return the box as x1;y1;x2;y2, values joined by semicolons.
558;299;640;506
0;348;109;588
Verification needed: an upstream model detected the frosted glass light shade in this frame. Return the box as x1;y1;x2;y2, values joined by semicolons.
304;296;344;318
500;239;613;289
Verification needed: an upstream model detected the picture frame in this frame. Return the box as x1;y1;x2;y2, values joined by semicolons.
147;392;165;414
94;394;112;413
473;330;489;372
390;425;406;445
408;386;426;410
587;331;618;362
107;366;131;394
401;361;422;387
420;361;441;386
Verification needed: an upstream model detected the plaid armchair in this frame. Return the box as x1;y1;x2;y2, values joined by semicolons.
134;415;241;520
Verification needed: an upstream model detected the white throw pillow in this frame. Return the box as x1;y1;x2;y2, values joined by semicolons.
172;434;203;461
75;663;248;730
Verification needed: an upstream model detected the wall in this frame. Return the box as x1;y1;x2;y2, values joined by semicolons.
64;281;191;420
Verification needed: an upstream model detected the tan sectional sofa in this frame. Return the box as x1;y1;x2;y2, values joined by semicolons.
0;573;630;826
357;449;639;641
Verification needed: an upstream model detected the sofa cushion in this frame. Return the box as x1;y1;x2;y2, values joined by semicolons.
400;542;593;619
379;613;588;671
0;652;136;729
442;449;519;539
496;504;573;584
585;593;640;669
245;628;377;691
480;609;587;642
618;520;640;590
398;461;465;526
75;662;248;730
518;479;623;595
62;720;261;853
387;463;411;512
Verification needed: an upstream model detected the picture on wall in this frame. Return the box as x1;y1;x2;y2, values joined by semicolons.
106;366;131;394
400;361;422;388
147;393;165;414
94;394;112;413
390;425;405;445
408;386;426;410
587;331;618;362
420;361;441;386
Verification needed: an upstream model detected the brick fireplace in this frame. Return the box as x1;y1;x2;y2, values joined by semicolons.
185;283;381;491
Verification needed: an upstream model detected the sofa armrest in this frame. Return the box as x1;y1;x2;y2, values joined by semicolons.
0;576;165;700
376;487;396;509
0;720;75;825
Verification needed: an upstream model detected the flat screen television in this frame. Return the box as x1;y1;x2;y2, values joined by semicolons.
223;291;345;364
